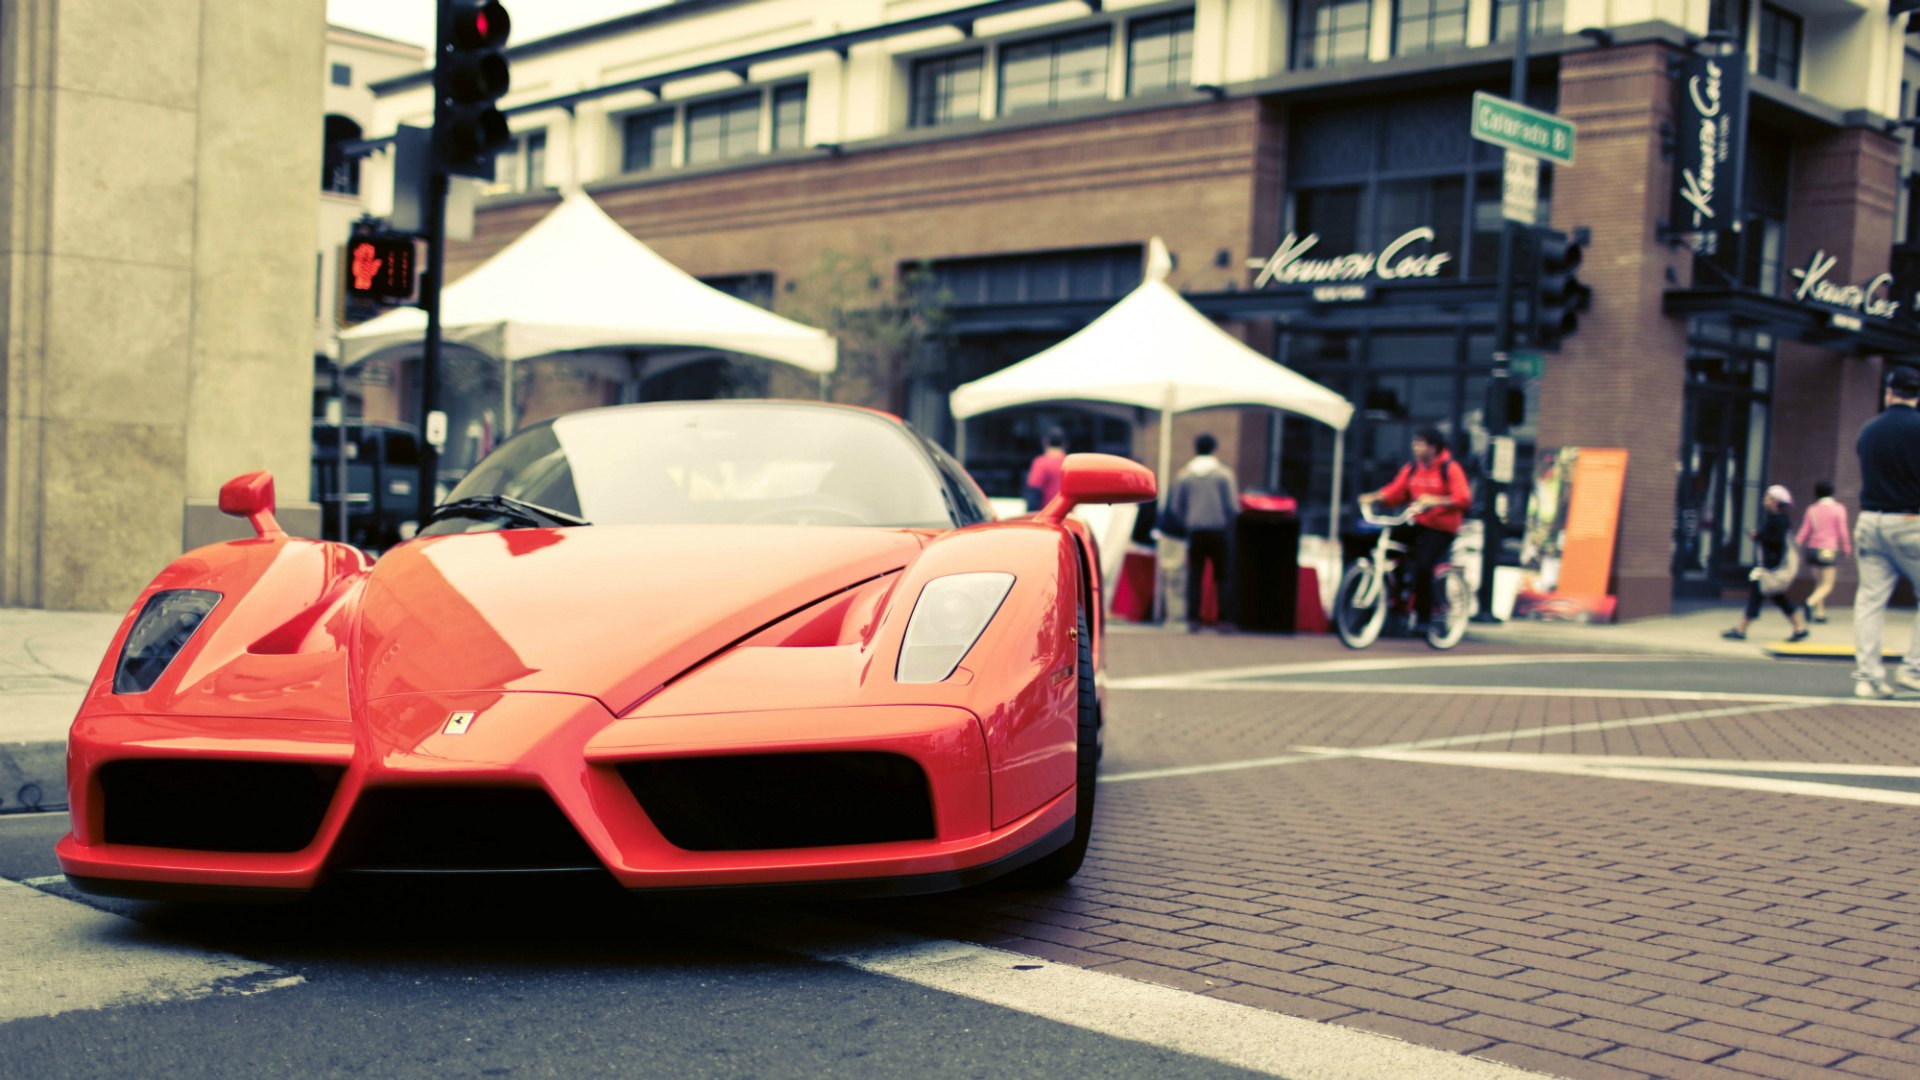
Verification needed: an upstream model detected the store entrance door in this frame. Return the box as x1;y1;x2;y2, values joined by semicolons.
1672;324;1773;598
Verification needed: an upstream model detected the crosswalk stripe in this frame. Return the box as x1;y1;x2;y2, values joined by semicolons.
733;914;1544;1080
0;877;303;1023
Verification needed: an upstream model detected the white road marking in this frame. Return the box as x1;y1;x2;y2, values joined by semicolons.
1104;701;1809;783
21;874;62;887
1108;676;1920;708
0;877;303;1023
1108;652;1653;689
744;915;1542;1080
1341;750;1920;806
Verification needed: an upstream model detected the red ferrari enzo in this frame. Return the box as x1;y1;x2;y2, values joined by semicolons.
57;401;1155;900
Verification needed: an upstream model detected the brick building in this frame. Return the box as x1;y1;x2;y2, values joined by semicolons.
354;0;1920;618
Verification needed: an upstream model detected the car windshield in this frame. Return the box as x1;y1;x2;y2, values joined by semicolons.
420;403;958;533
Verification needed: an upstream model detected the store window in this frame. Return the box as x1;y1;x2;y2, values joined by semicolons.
686;92;761;165
772;84;807;150
999;28;1111;115
622;111;674;172
911;51;985;127
1294;0;1373;70
1395;0;1469;56
1492;0;1564;41
1127;10;1194;95
1756;4;1801;89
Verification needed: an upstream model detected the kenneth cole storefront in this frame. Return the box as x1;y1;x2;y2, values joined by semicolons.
1187;40;1920;619
414;17;1919;621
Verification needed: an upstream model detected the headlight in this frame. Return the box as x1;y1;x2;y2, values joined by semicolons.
896;573;1015;684
113;589;221;694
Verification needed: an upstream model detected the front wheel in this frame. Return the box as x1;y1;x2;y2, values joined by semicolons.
1426;569;1472;650
1334;560;1388;649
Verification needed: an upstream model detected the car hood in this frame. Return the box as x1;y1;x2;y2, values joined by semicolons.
353;524;925;712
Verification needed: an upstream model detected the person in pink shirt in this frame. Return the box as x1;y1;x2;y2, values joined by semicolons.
1024;427;1068;511
1796;480;1852;623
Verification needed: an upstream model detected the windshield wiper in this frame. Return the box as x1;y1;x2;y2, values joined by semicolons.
429;494;590;528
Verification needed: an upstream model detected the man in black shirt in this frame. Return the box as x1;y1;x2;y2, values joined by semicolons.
1852;367;1920;698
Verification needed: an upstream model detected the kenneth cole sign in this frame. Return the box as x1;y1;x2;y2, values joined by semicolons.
1249;227;1453;289
1671;52;1746;255
1791;250;1901;322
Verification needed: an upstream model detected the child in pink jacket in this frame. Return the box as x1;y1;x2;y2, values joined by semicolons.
1796;480;1852;622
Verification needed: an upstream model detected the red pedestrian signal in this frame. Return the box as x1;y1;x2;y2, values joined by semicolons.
344;234;417;304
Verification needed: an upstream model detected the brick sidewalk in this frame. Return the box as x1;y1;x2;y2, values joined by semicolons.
855;639;1920;1079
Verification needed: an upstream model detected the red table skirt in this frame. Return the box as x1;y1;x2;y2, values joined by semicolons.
1109;551;1328;633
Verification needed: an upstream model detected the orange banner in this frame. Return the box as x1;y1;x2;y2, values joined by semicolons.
1555;448;1628;598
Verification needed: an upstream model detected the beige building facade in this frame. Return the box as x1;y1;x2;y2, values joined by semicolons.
0;0;326;611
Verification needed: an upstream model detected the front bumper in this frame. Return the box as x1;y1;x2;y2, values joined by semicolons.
57;695;1073;897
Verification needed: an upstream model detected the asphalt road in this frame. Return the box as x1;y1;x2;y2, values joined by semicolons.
8;640;1920;1080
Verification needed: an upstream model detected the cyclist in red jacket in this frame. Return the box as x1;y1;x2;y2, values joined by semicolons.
1360;427;1473;631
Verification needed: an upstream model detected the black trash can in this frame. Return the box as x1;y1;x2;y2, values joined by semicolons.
1234;495;1301;633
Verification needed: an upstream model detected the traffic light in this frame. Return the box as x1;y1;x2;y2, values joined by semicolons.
343;233;417;304
1530;229;1589;350
434;0;512;179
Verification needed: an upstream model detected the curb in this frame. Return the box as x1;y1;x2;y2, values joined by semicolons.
0;740;66;813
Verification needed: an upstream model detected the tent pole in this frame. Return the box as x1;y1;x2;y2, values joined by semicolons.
1155;402;1174;625
956;416;967;465
1329;428;1345;547
501;358;514;438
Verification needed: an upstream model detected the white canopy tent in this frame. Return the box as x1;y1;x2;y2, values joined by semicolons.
948;239;1354;535
339;192;836;426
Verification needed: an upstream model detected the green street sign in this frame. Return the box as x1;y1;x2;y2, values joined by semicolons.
1472;91;1575;166
1509;350;1544;378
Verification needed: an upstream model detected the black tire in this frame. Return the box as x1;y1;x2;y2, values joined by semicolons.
1334;560;1387;649
997;606;1097;887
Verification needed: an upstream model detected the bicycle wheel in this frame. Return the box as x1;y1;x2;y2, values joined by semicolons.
1334;560;1387;649
1425;569;1473;650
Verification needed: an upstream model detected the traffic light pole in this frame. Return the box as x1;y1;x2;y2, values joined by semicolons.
416;168;448;531
1474;1;1529;624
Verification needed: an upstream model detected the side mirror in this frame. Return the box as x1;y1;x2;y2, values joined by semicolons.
1039;453;1157;524
219;471;286;539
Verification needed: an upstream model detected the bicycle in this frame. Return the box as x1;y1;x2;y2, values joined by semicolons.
1333;502;1474;650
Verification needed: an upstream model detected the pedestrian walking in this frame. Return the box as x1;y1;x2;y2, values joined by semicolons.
1796;480;1850;623
1851;367;1920;698
1024;427;1068;511
1723;485;1809;642
1169;433;1238;631
1360;427;1471;635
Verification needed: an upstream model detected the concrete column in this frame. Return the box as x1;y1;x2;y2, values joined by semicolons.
1539;43;1695;619
0;0;323;611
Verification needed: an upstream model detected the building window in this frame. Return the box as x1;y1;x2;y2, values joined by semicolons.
331;63;352;87
912;51;985;127
1128;10;1194;95
772;84;807;150
999;28;1110;115
322;115;361;195
1294;0;1374;70
1756;4;1801;89
1492;0;1565;42
524;132;546;190
623;111;675;172
928;246;1143;306
686;92;761;165
1395;0;1469;55
699;272;777;309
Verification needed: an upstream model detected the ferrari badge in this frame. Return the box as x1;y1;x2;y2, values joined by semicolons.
443;711;477;735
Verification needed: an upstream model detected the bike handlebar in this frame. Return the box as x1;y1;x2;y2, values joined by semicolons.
1357;502;1421;527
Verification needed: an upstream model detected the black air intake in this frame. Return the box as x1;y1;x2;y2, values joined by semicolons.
331;787;602;872
101;759;343;853
620;752;936;851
